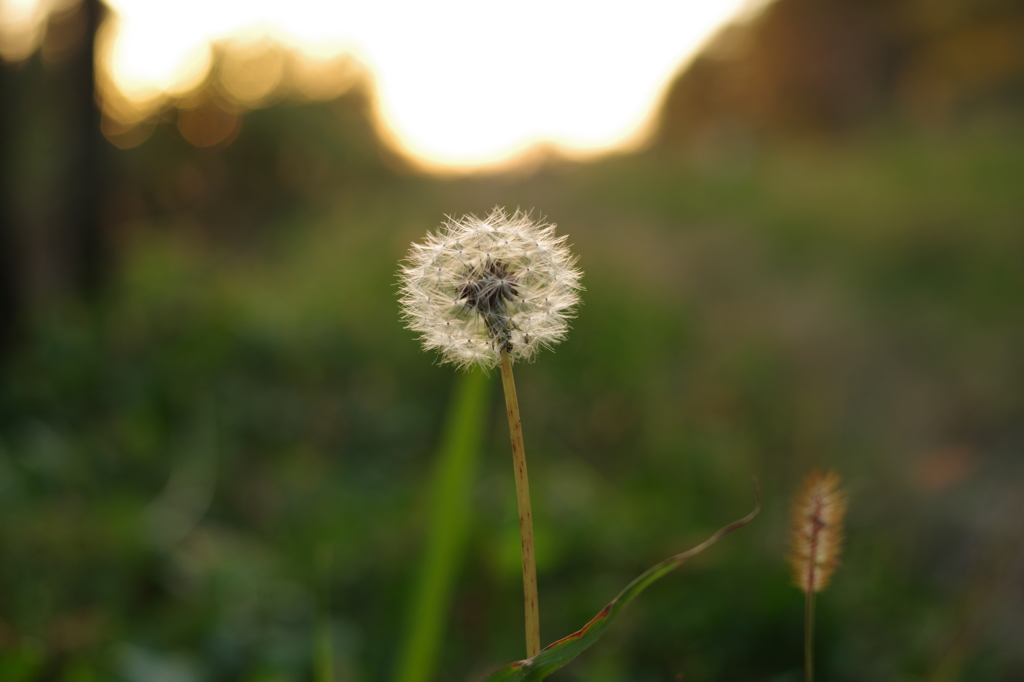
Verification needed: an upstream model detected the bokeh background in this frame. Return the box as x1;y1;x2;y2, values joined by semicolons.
2;0;1024;680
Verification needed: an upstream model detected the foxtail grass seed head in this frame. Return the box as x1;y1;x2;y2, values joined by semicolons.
399;208;583;369
789;470;847;593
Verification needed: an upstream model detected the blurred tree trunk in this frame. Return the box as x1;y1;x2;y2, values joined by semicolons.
0;0;107;359
65;0;108;298
0;62;19;353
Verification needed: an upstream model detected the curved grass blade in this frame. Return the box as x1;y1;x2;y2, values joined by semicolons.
480;494;761;682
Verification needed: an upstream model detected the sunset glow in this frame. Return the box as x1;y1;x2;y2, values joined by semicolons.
2;0;761;170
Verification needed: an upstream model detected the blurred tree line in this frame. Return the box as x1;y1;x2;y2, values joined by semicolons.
3;0;1024;357
658;0;1024;146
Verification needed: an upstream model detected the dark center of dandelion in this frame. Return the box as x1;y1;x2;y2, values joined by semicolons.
457;258;519;351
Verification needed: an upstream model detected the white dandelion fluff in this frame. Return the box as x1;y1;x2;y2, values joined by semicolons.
399;208;583;369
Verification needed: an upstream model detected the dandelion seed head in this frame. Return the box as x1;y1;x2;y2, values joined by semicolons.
399;208;583;369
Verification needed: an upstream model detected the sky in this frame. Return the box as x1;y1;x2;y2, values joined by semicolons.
1;0;763;171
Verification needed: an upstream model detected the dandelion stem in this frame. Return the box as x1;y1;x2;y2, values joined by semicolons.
499;348;541;658
804;588;815;682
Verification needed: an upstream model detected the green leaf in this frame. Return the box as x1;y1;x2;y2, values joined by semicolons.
480;495;760;682
395;369;490;682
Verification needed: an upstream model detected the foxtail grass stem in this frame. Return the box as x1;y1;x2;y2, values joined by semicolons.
499;348;541;658
791;470;845;682
804;586;816;682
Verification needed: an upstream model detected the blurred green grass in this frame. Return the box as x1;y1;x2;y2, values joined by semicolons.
2;121;1024;681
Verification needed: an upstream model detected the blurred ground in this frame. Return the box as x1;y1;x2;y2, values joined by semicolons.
2;0;1024;680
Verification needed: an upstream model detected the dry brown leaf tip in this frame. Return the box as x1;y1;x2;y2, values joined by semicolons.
789;470;847;593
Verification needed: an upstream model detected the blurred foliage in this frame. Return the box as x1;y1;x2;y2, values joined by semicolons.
3;1;1024;680
3;114;1024;680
